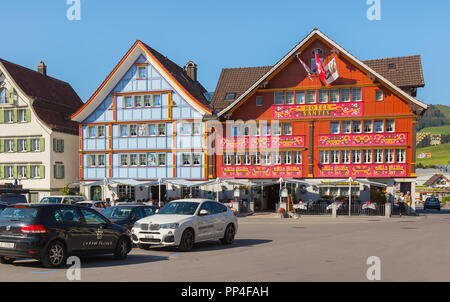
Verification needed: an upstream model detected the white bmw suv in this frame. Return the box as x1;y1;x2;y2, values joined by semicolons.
131;199;238;251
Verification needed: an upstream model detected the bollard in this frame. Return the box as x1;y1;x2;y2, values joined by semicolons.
385;202;391;218
332;203;337;218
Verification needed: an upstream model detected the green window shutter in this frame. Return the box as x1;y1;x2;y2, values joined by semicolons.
13;165;17;178
9;88;15;104
13;139;17;152
26;138;31;152
26;165;31;179
0;110;4;123
61;165;65;179
53;165;57;179
40;138;45;152
13;108;18;123
0;139;3;153
53;138;57;152
40;165;45;179
61;140;64;153
0;166;4;179
25;109;31;122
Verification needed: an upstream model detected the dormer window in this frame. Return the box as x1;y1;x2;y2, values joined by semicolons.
388;63;396;70
137;66;147;78
225;93;236;100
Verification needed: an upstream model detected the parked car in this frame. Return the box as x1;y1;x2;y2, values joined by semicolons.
39;196;86;205
423;197;441;211
0;203;7;213
76;201;109;212
131;199;238;251
0;204;132;267
0;194;27;205
101;205;158;230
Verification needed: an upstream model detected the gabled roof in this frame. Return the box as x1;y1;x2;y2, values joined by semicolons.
424;174;448;187
216;29;429;117
0;58;83;135
71;41;212;122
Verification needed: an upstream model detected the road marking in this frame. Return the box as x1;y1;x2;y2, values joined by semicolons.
29;271;58;274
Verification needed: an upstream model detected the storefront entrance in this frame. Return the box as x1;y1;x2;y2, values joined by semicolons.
262;184;279;211
90;186;102;201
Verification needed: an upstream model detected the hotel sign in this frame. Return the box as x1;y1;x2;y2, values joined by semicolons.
218;135;305;150
318;133;408;147
273;102;363;120
221;165;303;178
318;164;407;178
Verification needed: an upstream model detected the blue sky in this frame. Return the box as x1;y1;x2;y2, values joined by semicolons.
1;0;449;106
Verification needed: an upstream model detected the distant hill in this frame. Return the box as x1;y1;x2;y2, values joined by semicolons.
417;104;450;131
417;142;450;167
434;104;450;119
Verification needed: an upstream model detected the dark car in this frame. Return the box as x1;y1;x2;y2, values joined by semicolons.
0;204;132;268
424;197;441;211
101;205;158;230
0;203;7;214
0;194;27;205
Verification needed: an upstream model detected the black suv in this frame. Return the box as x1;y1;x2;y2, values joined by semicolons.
0;204;132;268
101;205;158;230
0;194;27;205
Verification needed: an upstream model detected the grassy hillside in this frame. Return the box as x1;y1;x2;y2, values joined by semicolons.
434;104;450;119
417;142;450;166
418;125;450;135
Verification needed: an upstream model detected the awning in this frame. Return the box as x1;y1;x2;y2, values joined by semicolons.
318;179;387;187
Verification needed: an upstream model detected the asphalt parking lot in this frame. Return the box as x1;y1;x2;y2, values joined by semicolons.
1;206;450;282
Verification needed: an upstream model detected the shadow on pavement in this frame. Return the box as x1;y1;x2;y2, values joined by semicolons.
148;238;272;253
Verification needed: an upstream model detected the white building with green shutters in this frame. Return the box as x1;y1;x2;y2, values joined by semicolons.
0;59;83;202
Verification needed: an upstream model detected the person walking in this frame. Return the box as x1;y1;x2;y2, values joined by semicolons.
398;192;405;217
405;191;412;215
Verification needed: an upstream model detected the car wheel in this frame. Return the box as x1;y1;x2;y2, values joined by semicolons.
178;229;195;252
220;224;235;245
41;241;67;268
0;256;15;264
114;237;130;260
138;243;151;250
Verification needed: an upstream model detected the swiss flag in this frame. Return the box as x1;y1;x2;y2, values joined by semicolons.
315;52;326;82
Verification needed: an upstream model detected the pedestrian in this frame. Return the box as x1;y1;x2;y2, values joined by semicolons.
398;192;405;217
405;191;412;215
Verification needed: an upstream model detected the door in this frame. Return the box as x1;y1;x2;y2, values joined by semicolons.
211;202;228;238
57;206;92;253
196;202;216;241
90;186;102;201
79;208;117;252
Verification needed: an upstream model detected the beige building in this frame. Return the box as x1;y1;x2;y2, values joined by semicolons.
0;59;83;202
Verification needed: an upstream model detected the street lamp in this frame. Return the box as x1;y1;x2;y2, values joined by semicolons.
349;177;353;217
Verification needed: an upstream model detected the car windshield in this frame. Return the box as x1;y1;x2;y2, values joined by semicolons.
101;207;133;219
0;207;39;222
158;202;199;215
40;197;63;204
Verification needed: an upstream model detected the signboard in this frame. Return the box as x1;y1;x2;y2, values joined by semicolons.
233;188;240;198
318;133;408;147
318;164;407;178
218;135;305;150
273;102;363;120
221;165;303;178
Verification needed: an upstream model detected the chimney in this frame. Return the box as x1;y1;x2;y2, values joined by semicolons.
38;61;47;76
185;61;197;82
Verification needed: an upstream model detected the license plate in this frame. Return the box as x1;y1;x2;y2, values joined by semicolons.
0;242;15;249
144;235;154;239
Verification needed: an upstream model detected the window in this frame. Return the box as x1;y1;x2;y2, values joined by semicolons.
282;123;292;135
120;125;128;137
341;150;351;164
54;164;65;179
144;95;152;106
225;93;236;100
148;124;156;136
330;122;340;134
130;154;137;166
318;90;328;103
295;91;305;104
4;110;13;123
374;120;384;133
18;166;27;179
329;89;339;103
342;121;351;134
251;124;260;136
243;125;250;136
311;57;324;73
98;155;105;167
134;95;142;107
54;139;64;153
18;139;27;152
363;150;372;164
261;152;271;165
386;119;395;132
181;123;192;135
120;154;128;166
30;165;40;178
251;152;261;165
124;96;133;108
158;153;166;166
182;153;191;165
223;153;232;165
384;149;395;163
5;140;14;152
274;92;283;105
193;123;201;135
157;124;166;136
363;120;373;133
139;154;147;166
352;150;361;164
376;90;384;101
97;125;105;137
272;122;281;136
256;96;263;106
88;155;96;166
137;66;147;79
262;124;271;136
4;166;13;179
81;208;108;226
31;139;40;152
330;150;339;164
285;91;294;105
293;151;302;164
130;125;137;137
18;109;26;122
138;124;147;136
306;90;316;104
396;149;406;163
352;120;362;133
351;88;362;102
374;149;383;163
272;152;281;165
148;153;156;166
282;151;292;165
320;150;329;164
243;152;251;165
153;95;161;107
0;88;8;104
340;88;350;102
233;153;242;165
192;153;201;166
